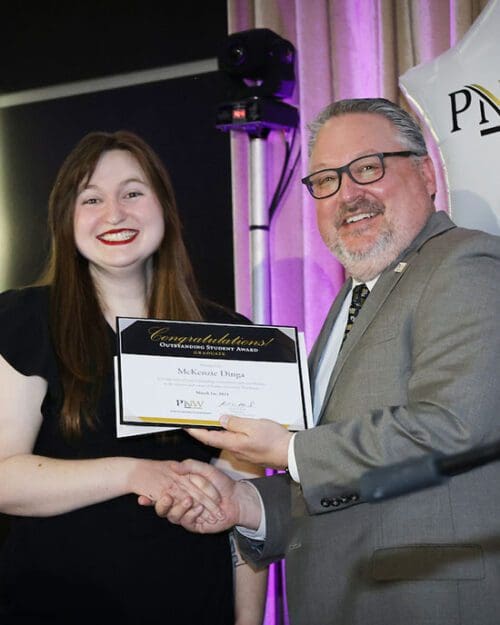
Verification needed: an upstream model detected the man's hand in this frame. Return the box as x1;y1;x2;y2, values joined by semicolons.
154;458;262;534
186;415;292;469
132;459;222;524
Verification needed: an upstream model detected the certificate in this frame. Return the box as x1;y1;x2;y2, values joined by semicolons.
115;317;313;437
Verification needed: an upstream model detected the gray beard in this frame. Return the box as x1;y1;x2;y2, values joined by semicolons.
328;228;396;281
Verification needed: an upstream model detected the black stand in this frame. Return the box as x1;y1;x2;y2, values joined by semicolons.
360;438;500;502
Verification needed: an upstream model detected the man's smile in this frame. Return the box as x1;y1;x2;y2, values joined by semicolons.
344;212;379;225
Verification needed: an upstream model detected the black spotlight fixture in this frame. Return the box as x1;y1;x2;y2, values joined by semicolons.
215;28;299;137
218;28;296;99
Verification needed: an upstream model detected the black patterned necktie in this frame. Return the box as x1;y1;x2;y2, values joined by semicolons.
341;283;369;348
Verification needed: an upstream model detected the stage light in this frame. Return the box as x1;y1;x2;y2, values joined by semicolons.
216;28;298;135
217;28;296;100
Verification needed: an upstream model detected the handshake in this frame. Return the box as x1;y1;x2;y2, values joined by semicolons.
132;414;293;534
136;458;262;534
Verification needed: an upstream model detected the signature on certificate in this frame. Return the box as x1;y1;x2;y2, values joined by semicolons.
218;400;256;411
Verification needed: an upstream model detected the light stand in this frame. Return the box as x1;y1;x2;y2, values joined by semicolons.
249;136;270;323
215;29;299;625
215;29;299;324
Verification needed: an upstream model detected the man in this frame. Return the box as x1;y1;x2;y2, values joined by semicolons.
158;98;500;625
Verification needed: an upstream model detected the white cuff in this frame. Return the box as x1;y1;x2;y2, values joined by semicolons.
287;432;301;483
235;480;266;541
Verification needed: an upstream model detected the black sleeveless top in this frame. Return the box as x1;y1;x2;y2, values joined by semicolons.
0;286;246;625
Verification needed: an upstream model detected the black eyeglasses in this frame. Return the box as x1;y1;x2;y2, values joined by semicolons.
301;151;422;199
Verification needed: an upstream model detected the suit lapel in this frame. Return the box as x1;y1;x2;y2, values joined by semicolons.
308;278;352;384
315;269;408;424
315;210;456;425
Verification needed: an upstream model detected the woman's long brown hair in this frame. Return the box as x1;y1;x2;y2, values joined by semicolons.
38;131;202;438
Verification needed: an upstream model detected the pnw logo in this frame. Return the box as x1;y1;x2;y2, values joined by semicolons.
176;399;204;410
449;84;500;136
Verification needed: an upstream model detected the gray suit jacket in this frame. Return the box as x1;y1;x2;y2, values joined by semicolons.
239;212;500;625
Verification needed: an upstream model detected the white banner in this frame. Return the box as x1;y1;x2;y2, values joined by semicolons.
400;0;500;235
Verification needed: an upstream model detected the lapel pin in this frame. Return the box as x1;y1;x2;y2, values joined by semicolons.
394;262;407;273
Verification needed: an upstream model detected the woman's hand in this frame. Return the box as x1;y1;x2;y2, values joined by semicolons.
130;458;223;524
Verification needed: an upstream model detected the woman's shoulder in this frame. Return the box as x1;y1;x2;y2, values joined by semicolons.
0;284;50;316
200;300;252;325
0;285;52;376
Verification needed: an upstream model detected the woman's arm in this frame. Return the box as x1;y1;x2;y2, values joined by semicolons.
232;533;268;625
212;450;268;625
0;355;221;517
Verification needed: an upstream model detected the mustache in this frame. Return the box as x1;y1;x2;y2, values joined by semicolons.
335;199;384;227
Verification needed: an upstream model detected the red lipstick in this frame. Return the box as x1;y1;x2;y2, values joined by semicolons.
96;229;139;246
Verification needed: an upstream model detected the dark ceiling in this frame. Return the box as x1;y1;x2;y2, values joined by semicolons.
1;2;228;93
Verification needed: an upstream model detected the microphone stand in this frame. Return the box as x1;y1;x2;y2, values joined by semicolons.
360;438;500;502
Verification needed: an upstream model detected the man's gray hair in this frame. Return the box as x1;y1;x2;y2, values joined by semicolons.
307;98;428;157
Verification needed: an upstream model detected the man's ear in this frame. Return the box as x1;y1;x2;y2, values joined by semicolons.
419;155;437;198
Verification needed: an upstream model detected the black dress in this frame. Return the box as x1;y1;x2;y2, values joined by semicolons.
0;286;245;625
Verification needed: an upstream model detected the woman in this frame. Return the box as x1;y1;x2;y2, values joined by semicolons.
0;131;266;625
